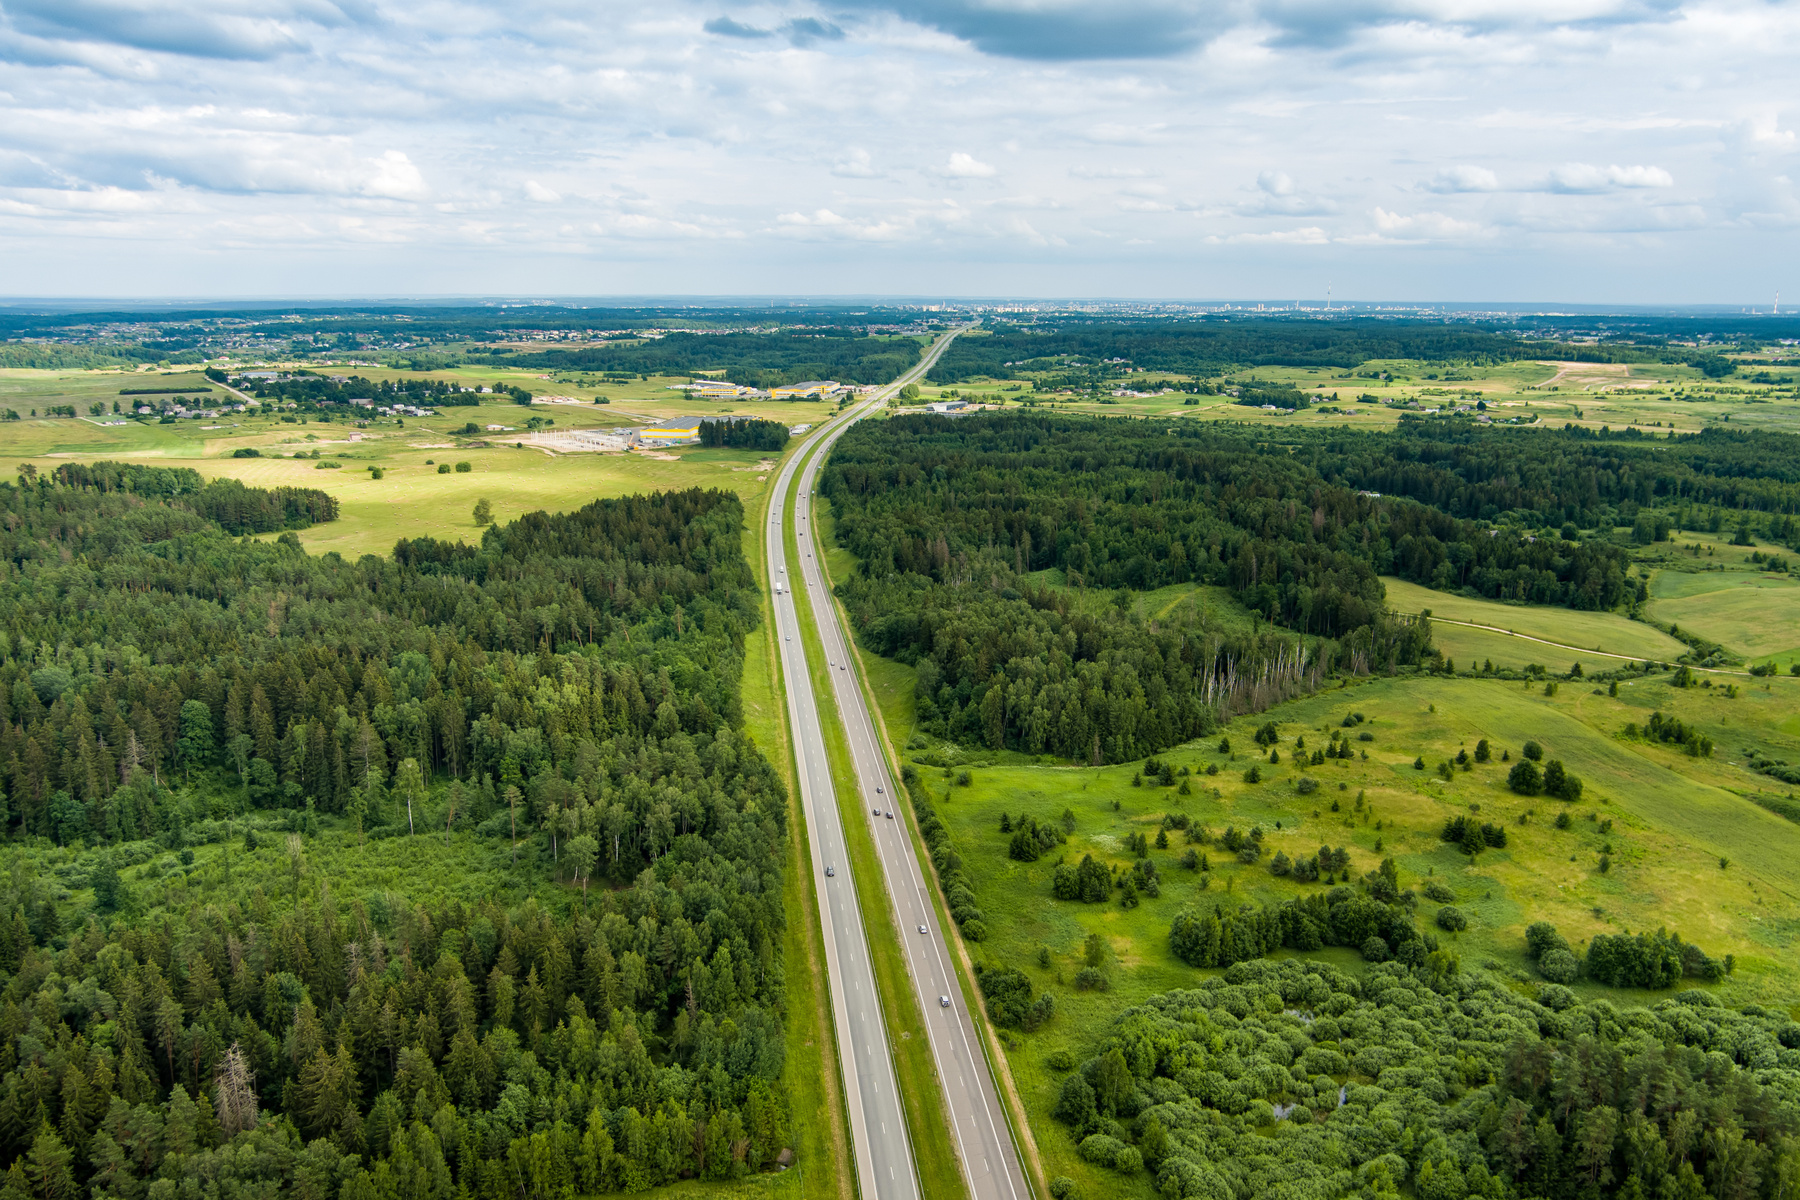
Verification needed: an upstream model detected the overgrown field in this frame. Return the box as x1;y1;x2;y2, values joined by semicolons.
867;657;1800;1196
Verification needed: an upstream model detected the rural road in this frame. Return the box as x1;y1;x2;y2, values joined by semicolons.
766;329;1032;1200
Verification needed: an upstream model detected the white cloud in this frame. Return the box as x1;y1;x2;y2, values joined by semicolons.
1258;170;1295;196
1424;165;1499;193
1363;206;1490;240
0;0;1789;296
1544;162;1675;192
942;152;997;177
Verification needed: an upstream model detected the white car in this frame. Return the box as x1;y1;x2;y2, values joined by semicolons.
939;996;950;1008
918;925;928;934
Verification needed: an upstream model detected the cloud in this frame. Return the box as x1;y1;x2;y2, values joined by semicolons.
524;180;561;203
1423;165;1500;193
783;17;845;45
702;16;774;38
942;152;996;177
832;148;879;178
1543;162;1674;192
0;0;362;60
1213;226;1332;244
703;15;844;46
1361;206;1489;240
835;0;1221;60
1258;170;1295;196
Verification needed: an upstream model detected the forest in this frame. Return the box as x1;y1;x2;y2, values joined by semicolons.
476;331;922;389
697;418;789;452
924;320;1682;384
0;473;797;1196
1048;957;1800;1200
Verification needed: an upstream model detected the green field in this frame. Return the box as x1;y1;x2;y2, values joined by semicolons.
1382;576;1687;665
1647;553;1800;665
921;352;1800;436
848;646;1800;1197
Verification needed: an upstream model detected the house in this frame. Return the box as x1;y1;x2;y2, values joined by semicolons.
926;399;967;413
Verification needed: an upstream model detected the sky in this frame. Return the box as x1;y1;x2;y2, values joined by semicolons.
0;0;1795;301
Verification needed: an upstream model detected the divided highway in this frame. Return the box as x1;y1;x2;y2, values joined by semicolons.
766;331;1032;1200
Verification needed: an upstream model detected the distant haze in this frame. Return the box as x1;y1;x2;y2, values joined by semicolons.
0;0;1794;301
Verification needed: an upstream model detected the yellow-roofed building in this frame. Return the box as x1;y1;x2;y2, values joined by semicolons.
769;380;840;399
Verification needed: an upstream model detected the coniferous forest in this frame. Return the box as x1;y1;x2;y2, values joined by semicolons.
0;469;792;1197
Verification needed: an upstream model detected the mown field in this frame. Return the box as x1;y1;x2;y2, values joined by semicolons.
859;650;1800;1198
1646;545;1800;667
1381;576;1687;667
0;369;802;559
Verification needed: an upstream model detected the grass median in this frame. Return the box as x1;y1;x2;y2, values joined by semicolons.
783;441;971;1200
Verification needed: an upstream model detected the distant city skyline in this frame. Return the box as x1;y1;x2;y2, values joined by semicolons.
1;0;1794;300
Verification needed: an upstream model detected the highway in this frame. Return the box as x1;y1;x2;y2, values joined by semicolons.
766;329;1032;1200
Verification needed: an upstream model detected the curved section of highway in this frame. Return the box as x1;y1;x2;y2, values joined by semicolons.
768;330;1031;1200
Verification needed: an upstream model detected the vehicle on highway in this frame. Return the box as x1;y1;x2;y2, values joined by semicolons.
885;811;893;819
825;866;834;877
876;786;884;793
918;925;928;934
872;807;881;815
939;995;950;1008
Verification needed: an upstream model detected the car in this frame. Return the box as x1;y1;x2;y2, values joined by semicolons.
885;811;893;819
875;786;884;794
873;807;881;816
918;925;928;934
825;866;834;877
939;995;951;1008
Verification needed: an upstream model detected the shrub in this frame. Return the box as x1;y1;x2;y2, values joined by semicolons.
455;461;472;472
1508;759;1543;795
437;463;451;473
1423;879;1455;903
1046;1050;1075;1072
232;447;261;458
1296;776;1319;795
1435;905;1468;932
1049;1178;1077;1200
1522;740;1544;761
1361;936;1390;962
1539;948;1580;984
1114;1147;1142;1175
369;467;385;480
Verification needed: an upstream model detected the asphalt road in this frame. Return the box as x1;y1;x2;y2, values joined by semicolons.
767;331;1031;1200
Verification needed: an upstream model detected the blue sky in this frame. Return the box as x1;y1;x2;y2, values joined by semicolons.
0;0;1794;300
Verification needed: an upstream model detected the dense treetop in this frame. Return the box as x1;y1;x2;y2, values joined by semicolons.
1050;957;1800;1200
0;478;797;1196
